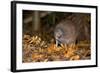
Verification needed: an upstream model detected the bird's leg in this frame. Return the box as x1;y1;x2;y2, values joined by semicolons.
64;44;67;48
64;44;68;50
70;42;76;48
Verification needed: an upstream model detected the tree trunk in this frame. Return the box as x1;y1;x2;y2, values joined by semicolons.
32;11;41;32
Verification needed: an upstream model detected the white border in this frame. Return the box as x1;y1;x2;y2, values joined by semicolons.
16;3;96;70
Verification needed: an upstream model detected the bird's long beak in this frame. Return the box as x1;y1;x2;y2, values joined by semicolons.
56;40;58;47
56;40;61;47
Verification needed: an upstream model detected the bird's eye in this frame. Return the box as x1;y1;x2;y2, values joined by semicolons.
57;34;62;39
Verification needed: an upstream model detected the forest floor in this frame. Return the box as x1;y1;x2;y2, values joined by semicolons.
22;34;91;63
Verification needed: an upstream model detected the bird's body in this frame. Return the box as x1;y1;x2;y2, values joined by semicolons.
54;20;78;45
54;14;90;46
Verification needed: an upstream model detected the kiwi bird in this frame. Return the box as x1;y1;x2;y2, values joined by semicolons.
54;14;90;47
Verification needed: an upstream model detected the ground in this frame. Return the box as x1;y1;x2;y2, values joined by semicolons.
22;34;90;63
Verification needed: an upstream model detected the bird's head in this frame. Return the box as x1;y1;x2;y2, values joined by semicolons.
54;28;63;47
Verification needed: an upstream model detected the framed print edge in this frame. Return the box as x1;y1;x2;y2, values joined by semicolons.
11;1;17;72
11;1;98;72
96;6;98;67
